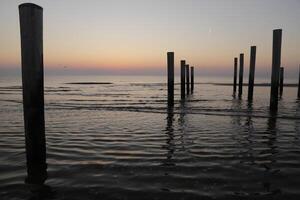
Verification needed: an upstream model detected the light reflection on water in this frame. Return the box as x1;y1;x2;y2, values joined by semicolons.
0;75;300;199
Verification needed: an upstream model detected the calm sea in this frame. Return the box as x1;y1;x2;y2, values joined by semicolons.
1;75;300;199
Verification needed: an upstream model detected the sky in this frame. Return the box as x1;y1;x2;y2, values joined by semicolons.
0;0;299;77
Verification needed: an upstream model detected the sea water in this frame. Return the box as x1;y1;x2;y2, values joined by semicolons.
0;75;300;199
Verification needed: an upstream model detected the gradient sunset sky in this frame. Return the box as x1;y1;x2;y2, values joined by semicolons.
0;0;299;77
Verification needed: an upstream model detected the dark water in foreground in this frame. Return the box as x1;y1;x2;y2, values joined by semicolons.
1;75;300;200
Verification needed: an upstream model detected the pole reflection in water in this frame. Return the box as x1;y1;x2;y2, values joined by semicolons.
229;99;281;195
262;111;280;194
26;184;53;200
246;101;254;128
163;106;175;166
230;98;249;164
244;101;255;166
230;98;243;127
178;100;187;152
294;100;300;140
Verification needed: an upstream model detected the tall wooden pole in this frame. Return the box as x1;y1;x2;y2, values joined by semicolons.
167;52;174;107
298;65;300;99
19;3;47;184
233;57;238;95
238;53;244;98
191;66;194;94
180;60;186;100
248;46;256;101
279;67;284;98
270;29;282;111
186;64;190;95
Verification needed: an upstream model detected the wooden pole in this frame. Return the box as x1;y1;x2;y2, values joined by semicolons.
167;52;174;107
19;3;47;184
238;53;244;98
186;64;190;95
191;66;194;94
298;65;300;99
270;29;282;111
248;46;256;101
233;57;238;95
180;60;186;100
279;67;284;98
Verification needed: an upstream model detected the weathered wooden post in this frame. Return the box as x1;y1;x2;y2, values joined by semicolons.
19;3;47;184
298;65;300;99
279;67;284;98
191;66;194;94
186;64;190;95
270;29;282;111
233;57;238;95
181;60;186;100
167;52;174;107
248;46;256;101
238;53;244;98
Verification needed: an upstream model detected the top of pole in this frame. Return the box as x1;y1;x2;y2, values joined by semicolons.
19;3;43;10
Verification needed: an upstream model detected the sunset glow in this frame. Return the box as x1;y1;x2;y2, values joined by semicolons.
0;0;300;77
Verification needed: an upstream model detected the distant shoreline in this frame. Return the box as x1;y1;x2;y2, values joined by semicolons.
64;82;299;87
65;82;113;85
1;82;298;87
211;83;298;87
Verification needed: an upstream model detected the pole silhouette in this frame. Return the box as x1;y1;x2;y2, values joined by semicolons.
248;46;256;101
270;29;282;111
167;52;174;107
180;60;186;100
19;3;47;184
238;53;244;98
186;64;190;95
279;67;284;98
191;66;194;94
233;57;238;95
298;65;300;99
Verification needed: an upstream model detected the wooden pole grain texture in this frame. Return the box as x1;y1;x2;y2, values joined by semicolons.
279;67;284;98
186;64;190;95
191;66;194;94
270;29;282;111
298;65;300;99
181;60;186;100
167;52;174;107
238;53;244;98
19;3;47;184
233;57;238;95
248;46;256;101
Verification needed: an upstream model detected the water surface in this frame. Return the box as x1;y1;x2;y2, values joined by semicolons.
1;75;300;199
